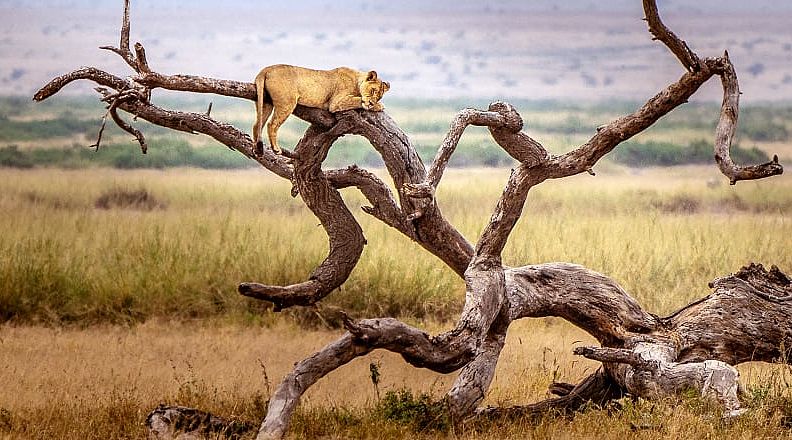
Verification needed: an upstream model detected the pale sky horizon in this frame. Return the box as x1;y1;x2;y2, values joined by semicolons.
2;0;792;102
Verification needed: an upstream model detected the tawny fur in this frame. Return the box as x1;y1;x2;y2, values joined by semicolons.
252;64;390;155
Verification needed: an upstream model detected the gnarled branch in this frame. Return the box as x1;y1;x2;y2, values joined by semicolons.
31;1;789;439
713;52;784;184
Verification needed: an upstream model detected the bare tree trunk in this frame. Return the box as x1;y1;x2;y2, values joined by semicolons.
33;0;787;439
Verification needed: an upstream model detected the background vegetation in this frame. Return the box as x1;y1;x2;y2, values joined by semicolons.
0;96;790;439
1;96;787;169
1;167;790;326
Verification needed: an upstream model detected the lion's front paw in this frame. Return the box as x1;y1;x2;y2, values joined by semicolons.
371;102;385;112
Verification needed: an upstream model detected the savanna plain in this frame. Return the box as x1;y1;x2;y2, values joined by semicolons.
1;99;791;439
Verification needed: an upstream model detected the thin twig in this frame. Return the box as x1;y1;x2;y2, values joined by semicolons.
89;110;110;151
109;105;147;154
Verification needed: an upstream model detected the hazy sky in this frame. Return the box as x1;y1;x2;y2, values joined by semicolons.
2;0;792;101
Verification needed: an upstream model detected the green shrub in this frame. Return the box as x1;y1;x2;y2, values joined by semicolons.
611;139;770;167
94;188;166;211
375;389;449;432
0;145;34;168
0;142;258;169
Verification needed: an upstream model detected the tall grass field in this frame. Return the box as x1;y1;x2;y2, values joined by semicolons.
0;165;790;439
1;96;791;438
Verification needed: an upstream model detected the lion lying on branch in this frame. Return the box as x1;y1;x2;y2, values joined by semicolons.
252;64;390;155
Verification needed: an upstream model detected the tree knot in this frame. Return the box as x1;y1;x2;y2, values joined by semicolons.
488;101;523;132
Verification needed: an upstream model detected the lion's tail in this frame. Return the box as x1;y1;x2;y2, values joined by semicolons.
252;68;269;154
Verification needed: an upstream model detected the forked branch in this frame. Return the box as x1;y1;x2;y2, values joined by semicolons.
31;0;789;439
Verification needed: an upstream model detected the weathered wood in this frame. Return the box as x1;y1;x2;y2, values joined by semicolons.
239;123;367;310
669;263;792;365
713;52;784;184
146;404;253;440
642;0;700;71
32;0;790;439
476;367;623;420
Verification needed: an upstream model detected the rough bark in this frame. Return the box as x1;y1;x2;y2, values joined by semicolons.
146;404;254;440
31;0;788;439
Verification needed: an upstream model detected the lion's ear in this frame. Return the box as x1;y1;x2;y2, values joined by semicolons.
366;70;378;81
383;81;390;91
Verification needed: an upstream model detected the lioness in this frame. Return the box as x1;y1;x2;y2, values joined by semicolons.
252;64;390;155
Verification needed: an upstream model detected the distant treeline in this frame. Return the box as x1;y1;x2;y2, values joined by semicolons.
610;139;769;167
0;142;255;169
0;138;770;169
0;95;785;169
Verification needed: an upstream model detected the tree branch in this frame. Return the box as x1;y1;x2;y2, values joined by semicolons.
99;0;136;69
33;67;131;101
241;123;367;310
258;334;371;439
475;367;622;420
109;102;147;153
549;61;717;179
324;165;416;239
642;0;700;71
713;52;784;184
426;102;540;188
33;2;791;438
574;346;659;371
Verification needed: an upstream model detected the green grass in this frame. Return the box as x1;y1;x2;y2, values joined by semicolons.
3;96;791;169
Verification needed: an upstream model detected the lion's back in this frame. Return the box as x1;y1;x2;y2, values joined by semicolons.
258;65;362;107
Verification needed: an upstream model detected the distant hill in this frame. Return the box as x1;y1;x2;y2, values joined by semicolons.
2;1;792;101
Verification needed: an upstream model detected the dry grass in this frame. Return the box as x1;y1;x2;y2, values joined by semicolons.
1;166;790;324
0;165;790;438
0;320;790;439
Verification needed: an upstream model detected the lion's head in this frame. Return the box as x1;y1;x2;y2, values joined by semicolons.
360;71;390;110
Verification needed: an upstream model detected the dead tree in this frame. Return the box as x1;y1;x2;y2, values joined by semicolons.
35;1;788;439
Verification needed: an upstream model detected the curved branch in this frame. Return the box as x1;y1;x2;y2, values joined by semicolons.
109;104;147;153
475;367;622;420
642;0;700;71
258;334;371;439
33;67;131;101
549;60;717;179
259;314;491;439
507;263;660;343
241;123;367;310
713;52;784;184
486;101;548;166
426;102;542;188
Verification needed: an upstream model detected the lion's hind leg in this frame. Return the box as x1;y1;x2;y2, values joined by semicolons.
253;101;273;156
266;101;296;155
